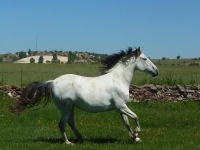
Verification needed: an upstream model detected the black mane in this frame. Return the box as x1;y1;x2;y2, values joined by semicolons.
101;47;140;74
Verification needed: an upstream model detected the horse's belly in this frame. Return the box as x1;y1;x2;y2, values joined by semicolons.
74;99;114;113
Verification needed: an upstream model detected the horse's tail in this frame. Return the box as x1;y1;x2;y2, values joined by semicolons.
9;81;53;115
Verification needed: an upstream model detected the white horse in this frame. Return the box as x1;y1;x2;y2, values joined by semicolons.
10;47;158;145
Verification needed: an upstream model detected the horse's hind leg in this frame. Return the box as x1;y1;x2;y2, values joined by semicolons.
57;102;74;145
68;107;84;142
59;112;74;145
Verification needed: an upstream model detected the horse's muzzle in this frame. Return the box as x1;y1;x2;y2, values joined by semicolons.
152;71;158;77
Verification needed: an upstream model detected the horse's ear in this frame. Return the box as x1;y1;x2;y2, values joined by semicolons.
136;47;142;57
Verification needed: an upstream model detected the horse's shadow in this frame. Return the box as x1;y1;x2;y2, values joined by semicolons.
34;137;121;144
87;137;119;144
34;137;63;144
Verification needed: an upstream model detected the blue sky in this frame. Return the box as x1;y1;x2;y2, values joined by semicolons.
1;0;200;59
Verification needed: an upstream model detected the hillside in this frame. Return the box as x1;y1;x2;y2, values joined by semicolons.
1;50;200;65
0;50;107;64
14;55;68;64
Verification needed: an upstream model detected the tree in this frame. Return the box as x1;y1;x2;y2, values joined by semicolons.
68;51;77;63
46;60;50;63
33;51;37;56
28;49;32;56
177;56;180;59
162;57;166;60
38;56;44;63
12;56;18;62
51;53;60;63
30;58;35;63
52;59;60;63
52;53;57;61
19;51;27;59
0;57;3;62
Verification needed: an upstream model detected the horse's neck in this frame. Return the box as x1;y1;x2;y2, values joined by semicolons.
109;63;135;87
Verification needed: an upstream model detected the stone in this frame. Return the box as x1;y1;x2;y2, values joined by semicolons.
177;97;183;101
132;99;140;102
177;85;185;93
186;89;195;93
149;84;157;93
187;93;193;99
169;86;177;90
156;85;164;89
7;92;13;98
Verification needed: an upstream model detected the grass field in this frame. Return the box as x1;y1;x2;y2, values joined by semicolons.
0;96;200;150
153;58;200;66
0;63;200;86
0;62;200;149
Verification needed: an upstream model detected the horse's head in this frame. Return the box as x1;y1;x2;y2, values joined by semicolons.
134;48;158;77
101;47;158;77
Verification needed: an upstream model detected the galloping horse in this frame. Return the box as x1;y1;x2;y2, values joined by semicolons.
10;47;158;145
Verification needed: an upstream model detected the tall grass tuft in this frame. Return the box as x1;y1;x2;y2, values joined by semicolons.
149;73;184;85
134;72;197;86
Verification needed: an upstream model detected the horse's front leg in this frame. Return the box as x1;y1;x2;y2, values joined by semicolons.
118;104;141;142
121;114;135;138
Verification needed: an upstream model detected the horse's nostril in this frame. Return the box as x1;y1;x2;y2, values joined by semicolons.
152;70;158;77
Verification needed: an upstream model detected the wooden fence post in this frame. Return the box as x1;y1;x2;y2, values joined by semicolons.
1;69;3;85
21;69;22;87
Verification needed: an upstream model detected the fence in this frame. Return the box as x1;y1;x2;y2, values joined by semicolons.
1;69;200;87
0;69;101;87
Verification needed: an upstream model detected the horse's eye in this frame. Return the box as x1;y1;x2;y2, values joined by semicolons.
141;57;147;61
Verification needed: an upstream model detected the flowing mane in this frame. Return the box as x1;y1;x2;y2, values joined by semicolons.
101;47;141;74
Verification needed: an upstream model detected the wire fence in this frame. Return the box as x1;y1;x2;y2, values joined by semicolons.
0;69;101;87
1;69;200;87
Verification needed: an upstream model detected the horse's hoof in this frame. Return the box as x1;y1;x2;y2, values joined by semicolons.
134;132;138;137
135;137;142;143
65;141;75;146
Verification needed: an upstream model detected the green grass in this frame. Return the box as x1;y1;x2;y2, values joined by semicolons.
0;63;200;86
152;58;200;66
0;63;101;86
133;65;200;85
0;62;200;149
1;96;200;149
